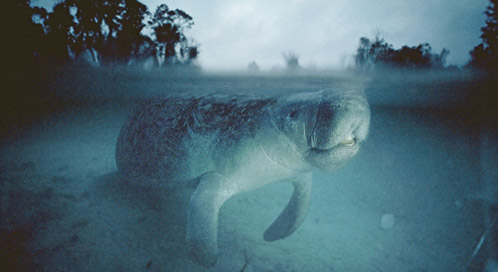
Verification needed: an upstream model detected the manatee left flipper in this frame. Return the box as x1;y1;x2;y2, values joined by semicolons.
263;172;312;241
186;171;236;267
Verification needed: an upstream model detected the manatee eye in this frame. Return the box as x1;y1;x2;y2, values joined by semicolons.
289;110;298;119
340;138;355;146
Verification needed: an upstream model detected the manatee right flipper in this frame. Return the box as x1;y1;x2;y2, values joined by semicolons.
263;172;312;241
186;172;236;267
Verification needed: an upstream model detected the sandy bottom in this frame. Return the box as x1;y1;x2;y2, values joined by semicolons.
0;102;492;271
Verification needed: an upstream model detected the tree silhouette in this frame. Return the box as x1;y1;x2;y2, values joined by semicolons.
391;43;433;68
282;51;300;70
469;0;498;72
432;48;450;69
248;61;259;71
149;4;194;65
0;0;198;68
177;39;199;64
44;2;77;62
69;0;110;64
355;35;449;70
115;0;149;63
41;0;151;65
88;0;150;64
355;37;373;68
355;36;394;68
0;0;46;67
0;0;54;135
70;0;149;65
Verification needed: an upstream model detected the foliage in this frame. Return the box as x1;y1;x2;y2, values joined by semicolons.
468;0;498;72
43;2;77;62
0;0;199;68
282;51;300;70
248;61;259;71
355;35;449;70
0;0;47;67
149;4;196;65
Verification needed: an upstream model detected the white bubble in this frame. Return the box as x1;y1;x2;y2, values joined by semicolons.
381;213;395;230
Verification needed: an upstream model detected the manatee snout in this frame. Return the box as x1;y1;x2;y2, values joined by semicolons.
312;94;370;150
307;143;360;171
307;93;370;171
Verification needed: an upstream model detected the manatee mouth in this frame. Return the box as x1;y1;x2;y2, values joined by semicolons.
307;140;359;171
308;105;358;150
340;138;356;147
310;138;357;153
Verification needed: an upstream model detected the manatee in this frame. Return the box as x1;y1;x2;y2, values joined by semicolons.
115;89;370;267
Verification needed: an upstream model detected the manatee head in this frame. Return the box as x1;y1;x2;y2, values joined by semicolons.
274;89;370;171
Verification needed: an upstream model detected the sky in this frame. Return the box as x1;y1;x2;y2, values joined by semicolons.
33;0;490;70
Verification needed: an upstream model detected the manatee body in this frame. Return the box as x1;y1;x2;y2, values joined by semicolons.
115;89;371;267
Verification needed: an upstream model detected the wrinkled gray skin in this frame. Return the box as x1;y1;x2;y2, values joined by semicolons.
115;89;370;267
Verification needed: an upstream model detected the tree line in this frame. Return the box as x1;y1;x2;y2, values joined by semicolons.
354;0;498;73
354;35;449;70
468;0;498;73
3;0;496;72
1;0;198;68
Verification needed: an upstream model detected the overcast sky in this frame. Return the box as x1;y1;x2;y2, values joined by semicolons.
34;0;489;70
